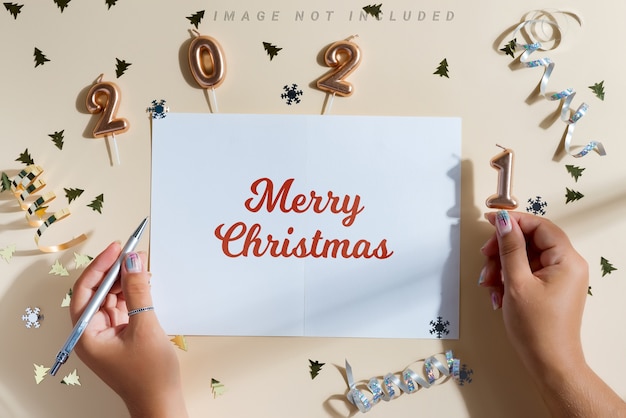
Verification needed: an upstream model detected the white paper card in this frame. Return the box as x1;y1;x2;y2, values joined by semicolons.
150;113;461;338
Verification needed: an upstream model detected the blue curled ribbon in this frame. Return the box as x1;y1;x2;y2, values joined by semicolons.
345;350;460;413
512;18;606;158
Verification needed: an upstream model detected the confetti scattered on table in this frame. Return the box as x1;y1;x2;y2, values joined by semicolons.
61;369;81;386
0;244;16;263
565;187;584;203
526;196;547;215
49;260;69;276
61;289;72;307
309;359;325;379
589;81;605;101
588;286;593;296
281;84;303;105
457;364;474;386
48;130;65;150
500;38;516;58
362;4;382;19
115;58;131;78
429;316;450;338
147;99;169;119
1;172;10;192
87;194;104;213
34;364;50;384
53;0;70;13
4;3;23;19
565;164;585;182
601;257;617;277
64;187;84;204
33;47;49;67
74;253;93;269
170;335;188;351
22;307;43;329
16;148;34;165
433;58;449;78
211;378;226;397
105;0;117;9
262;42;282;61
187;10;205;28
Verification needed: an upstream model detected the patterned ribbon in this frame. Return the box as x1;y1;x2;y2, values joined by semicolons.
511;18;606;158
345;350;460;413
11;165;87;252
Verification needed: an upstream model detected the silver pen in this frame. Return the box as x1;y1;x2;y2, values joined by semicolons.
50;217;149;376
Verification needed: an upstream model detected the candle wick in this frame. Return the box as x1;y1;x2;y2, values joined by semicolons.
96;73;104;83
346;34;359;42
191;29;200;37
495;144;507;150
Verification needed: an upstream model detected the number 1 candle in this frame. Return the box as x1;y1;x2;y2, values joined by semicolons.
486;145;518;209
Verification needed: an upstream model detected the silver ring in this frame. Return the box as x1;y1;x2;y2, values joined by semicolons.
128;306;155;316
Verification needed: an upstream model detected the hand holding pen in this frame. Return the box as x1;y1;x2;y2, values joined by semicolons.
54;220;188;417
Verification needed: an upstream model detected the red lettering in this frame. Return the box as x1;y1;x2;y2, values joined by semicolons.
244;177;365;226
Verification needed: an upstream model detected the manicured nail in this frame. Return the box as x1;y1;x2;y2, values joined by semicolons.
478;266;487;286
125;252;142;273
495;210;512;236
491;290;501;310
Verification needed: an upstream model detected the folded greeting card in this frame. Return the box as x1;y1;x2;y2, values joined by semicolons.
150;113;461;338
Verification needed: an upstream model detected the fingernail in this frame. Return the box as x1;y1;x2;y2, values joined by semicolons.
125;252;142;273
495;210;512;236
478;266;487;286
491;290;501;310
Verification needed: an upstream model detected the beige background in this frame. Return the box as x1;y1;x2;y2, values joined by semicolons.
1;1;625;417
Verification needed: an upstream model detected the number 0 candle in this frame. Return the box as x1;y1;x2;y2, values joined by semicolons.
188;30;226;113
486;145;518;209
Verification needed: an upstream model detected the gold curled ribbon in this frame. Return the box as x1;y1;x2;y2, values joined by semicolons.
11;165;87;252
345;350;460;413
511;16;606;158
34;208;88;253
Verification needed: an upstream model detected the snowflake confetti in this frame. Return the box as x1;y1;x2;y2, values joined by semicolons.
22;307;43;329
429;316;450;338
281;84;303;105
147;99;169;119
526;196;547;215
457;364;473;386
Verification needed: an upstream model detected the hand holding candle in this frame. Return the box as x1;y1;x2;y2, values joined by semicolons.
316;35;361;114
486;145;518;210
86;74;129;166
188;30;226;112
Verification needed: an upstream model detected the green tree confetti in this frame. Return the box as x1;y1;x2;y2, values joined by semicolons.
589;80;605;101
187;10;204;28
309;359;325;379
565;187;584;204
49;130;64;150
34;47;50;67
16;148;34;165
115;58;132;78
500;38;517;58
105;0;117;9
433;58;450;78
587;286;593;296
53;0;70;12
64;187;84;204
211;378;226;397
88;194;104;213
565;164;585;182
1;172;10;192
362;4;382;19
262;42;282;61
601;257;617;277
3;2;23;19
